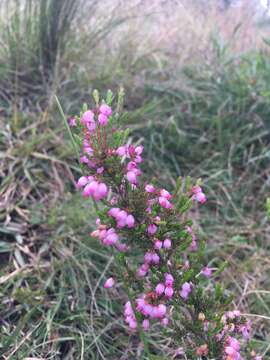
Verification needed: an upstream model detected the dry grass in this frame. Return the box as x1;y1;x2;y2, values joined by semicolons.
76;0;270;71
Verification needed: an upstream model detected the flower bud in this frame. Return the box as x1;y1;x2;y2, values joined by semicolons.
154;240;163;250
155;283;165;296
163;238;172;249
104;277;115;288
142;319;150;331
98;113;108;126
99;104;112;116
198;313;205;321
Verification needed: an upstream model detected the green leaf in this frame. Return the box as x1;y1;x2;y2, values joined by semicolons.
55;96;80;162
106;89;113;105
266;197;270;219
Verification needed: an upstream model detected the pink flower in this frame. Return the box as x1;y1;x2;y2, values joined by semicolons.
201;266;212;278
180;282;192;300
161;317;169;327
83;180;98;197
126;171;137;184
159;196;172;209
147;224;157;235
104;277;115;288
156;304;167;318
190;239;198;251
97;167;104;174
135;145;144;155
93;183;108;200
142;319;150;331
192;185;202;194
108;207;120;217
98;229;107;241
165;286;174;298
69;117;76;127
127;161;137;171
196;345;209;356
144;252;153;264
240;321;251;340
155;283;165;296
84;146;93;156
97;183;108;198
154;240;163;250
128;145;135;157
227;311;237;319
136;297;146;312
91;230;100;238
165;273;174;287
81;110;94;125
86;120;96;133
77;176;89;188
192;186;207;204
116;146;127;156
145;184;155;193
100;104;112;116
174;348;185;356
126;214;135;228
204;321;209;332
143;303;154;317
80;155;89;164
160;189;172;200
103;229;119;245
224;347;239;359
227;337;240;351
144;251;159;265
124;301;133;316
233;310;241;317
137;265;148;277
116;210;128;222
187;226;197;251
152;253;160;264
83;140;94;155
193;191;207;204
135;155;142;163
98;113;108;126
128;319;137;329
115;242;128;252
163;238;172;249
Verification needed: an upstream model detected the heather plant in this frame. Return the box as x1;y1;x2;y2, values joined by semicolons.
60;89;263;360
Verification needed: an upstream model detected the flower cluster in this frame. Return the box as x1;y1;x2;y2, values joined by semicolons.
191;185;207;204
77;175;108;201
116;144;143;185
124;301;137;330
108;208;135;228
68;91;262;360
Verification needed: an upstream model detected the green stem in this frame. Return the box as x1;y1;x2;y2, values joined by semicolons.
116;254;151;359
55;95;80;163
92;199;99;212
127;289;151;359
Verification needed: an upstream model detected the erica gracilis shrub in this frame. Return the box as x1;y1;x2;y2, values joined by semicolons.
65;89;262;360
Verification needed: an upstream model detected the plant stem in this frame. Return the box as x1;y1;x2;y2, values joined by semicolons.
55;95;80;162
116;254;151;359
